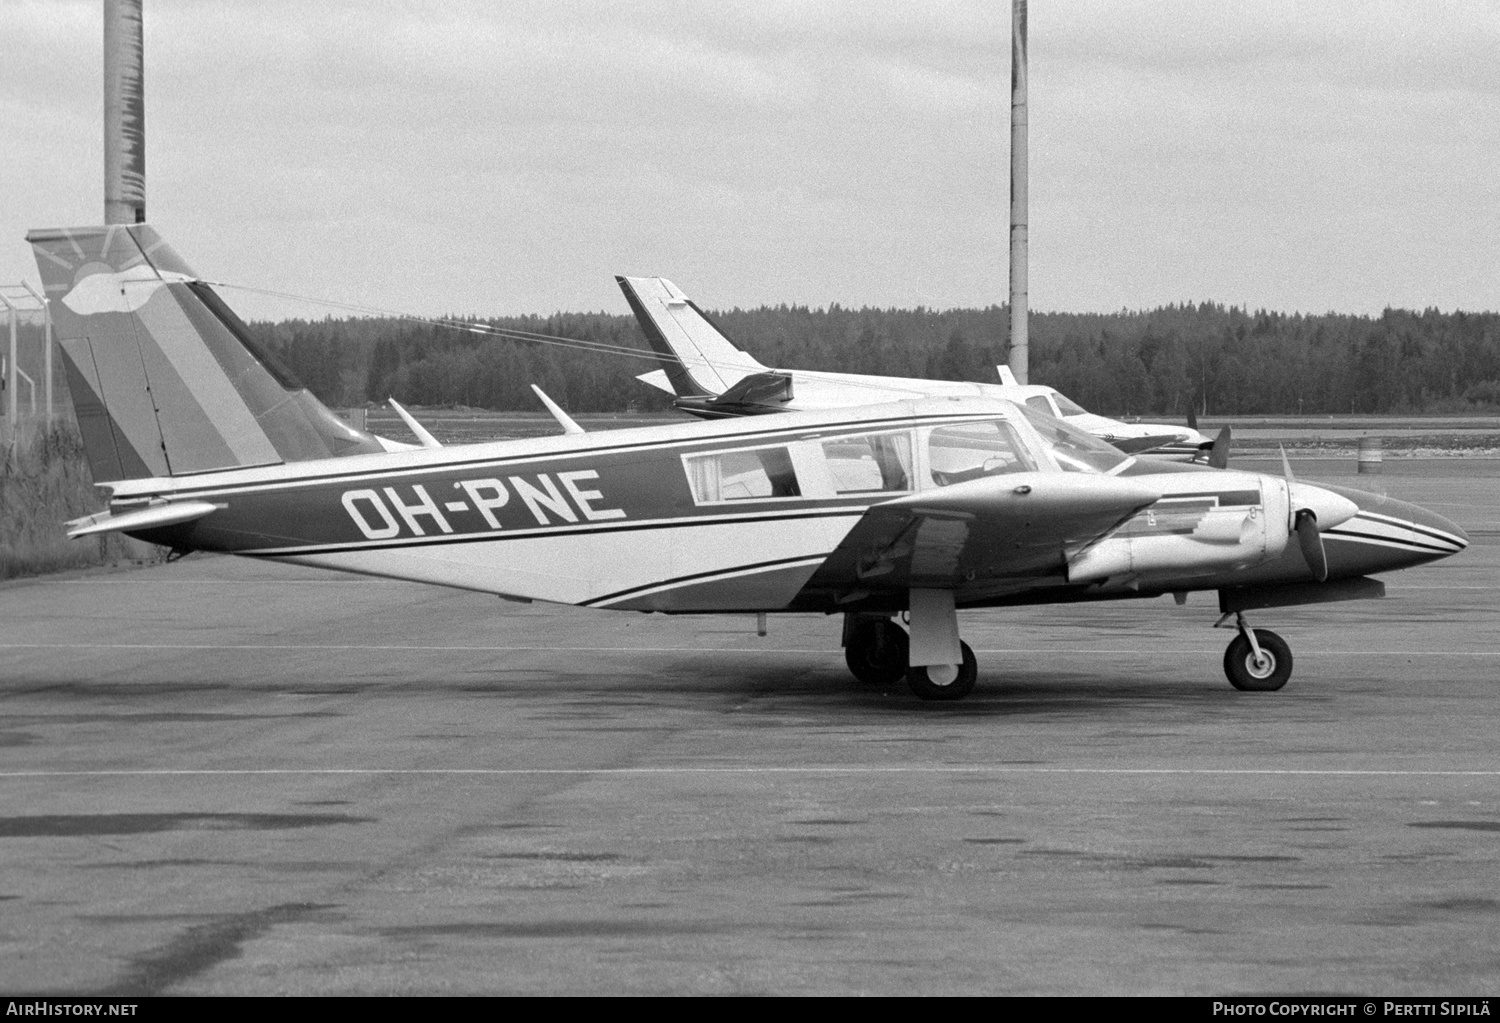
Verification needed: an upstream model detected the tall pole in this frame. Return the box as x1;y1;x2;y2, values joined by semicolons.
104;0;146;225
1006;0;1029;385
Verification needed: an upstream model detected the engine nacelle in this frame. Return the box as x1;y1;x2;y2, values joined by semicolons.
1067;473;1292;585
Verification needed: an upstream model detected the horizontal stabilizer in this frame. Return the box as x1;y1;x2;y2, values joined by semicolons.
66;500;221;539
1207;427;1231;469
673;371;796;419
636;369;676;394
1109;434;1188;455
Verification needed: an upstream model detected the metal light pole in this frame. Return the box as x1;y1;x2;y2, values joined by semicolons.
1006;0;1029;385
104;0;146;225
2;293;16;436
21;282;52;420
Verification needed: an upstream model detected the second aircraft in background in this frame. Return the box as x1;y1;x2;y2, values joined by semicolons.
617;276;1208;456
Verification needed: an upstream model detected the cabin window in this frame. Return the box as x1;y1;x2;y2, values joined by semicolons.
1025;396;1054;415
821;432;912;494
928;421;1036;486
683;446;802;503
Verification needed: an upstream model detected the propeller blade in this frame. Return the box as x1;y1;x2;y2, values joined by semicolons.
1279;444;1296;486
1295;508;1329;582
1186;405;1199;432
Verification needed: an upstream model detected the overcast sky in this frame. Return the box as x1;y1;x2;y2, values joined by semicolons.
2;0;1496;321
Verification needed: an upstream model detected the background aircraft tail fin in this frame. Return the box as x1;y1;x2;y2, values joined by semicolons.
28;224;384;483
615;276;766;397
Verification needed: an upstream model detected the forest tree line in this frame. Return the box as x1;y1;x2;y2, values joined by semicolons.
244;304;1500;417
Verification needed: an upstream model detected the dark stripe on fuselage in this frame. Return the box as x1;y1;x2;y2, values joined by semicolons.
581;554;825;607
1323;527;1458;555
1353;510;1467;548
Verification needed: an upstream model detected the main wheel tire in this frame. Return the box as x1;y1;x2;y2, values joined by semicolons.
906;641;977;701
844;619;909;687
1224;629;1293;692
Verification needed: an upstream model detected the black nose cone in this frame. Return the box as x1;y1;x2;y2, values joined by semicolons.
1318;484;1469;575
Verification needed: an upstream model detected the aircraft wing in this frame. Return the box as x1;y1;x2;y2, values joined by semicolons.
801;472;1161;600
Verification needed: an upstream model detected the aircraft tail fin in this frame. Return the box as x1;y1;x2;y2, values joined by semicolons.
28;224;385;483
615;276;766;397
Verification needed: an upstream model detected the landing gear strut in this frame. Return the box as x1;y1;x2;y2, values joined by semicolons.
1218;612;1293;691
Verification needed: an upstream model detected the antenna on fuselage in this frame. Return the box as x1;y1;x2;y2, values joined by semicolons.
531;384;585;436
387;398;443;448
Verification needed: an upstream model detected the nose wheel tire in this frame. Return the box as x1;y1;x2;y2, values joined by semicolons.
907;641;977;701
844;619;910;687
1224;629;1293;692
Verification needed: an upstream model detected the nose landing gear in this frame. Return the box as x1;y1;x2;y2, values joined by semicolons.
1218;612;1293;691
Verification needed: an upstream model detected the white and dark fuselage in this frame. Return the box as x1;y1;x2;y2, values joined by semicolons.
112;399;1465;617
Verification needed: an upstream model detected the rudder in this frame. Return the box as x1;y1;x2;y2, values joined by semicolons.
29;224;383;482
615;276;765;397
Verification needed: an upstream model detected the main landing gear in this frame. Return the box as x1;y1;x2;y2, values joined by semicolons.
1218;612;1293;692
842;606;1296;700
844;591;978;702
844;617;909;687
906;642;977;701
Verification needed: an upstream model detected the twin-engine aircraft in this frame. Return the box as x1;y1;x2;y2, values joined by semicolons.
617;275;1208;456
33;225;1467;700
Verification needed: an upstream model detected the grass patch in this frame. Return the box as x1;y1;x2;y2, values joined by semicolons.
0;422;165;580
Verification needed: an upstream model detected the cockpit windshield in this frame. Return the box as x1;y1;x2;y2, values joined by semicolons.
1016;403;1131;474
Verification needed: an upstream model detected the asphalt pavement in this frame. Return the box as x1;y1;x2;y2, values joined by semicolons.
1;460;1496;995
